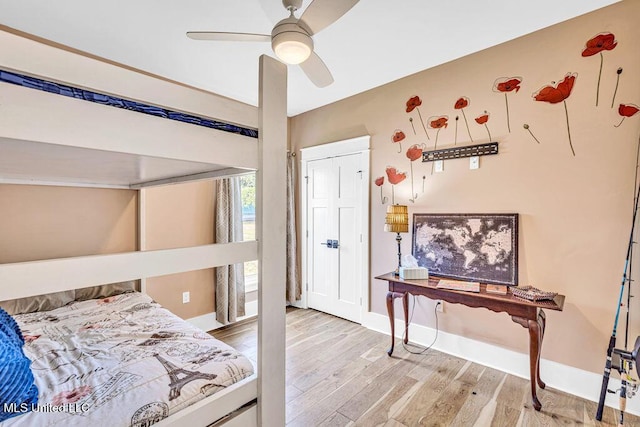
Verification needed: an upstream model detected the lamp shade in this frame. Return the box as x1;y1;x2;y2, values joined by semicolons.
271;18;313;65
384;205;409;233
272;33;312;64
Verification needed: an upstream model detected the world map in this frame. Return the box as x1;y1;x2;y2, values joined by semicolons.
412;214;518;285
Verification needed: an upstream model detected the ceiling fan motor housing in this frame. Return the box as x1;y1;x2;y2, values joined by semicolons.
282;0;303;11
271;16;313;65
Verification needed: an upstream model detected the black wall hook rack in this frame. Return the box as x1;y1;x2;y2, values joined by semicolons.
422;142;499;162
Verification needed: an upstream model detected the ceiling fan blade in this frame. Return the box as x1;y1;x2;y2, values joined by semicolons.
299;51;334;88
299;0;359;35
186;32;271;42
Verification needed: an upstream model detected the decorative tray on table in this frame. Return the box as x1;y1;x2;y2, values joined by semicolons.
511;286;558;301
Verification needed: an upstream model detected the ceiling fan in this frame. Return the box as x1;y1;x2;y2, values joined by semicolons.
187;0;359;88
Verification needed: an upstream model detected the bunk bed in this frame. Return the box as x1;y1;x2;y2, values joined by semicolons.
0;27;287;426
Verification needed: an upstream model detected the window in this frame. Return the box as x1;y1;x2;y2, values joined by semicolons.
240;173;258;292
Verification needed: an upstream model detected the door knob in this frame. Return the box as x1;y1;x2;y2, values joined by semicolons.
320;239;339;248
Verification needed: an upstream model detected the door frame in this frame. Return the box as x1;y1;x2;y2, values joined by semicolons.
298;135;370;324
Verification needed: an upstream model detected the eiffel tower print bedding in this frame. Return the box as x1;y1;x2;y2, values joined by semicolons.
3;292;255;426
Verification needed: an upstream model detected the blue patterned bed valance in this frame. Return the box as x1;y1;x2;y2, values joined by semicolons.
0;69;258;139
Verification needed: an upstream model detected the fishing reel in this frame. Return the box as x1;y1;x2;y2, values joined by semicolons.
608;336;640;399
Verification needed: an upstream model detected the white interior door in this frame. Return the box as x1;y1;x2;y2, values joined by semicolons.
306;153;364;323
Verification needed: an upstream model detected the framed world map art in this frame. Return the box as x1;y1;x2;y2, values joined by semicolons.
412;213;519;286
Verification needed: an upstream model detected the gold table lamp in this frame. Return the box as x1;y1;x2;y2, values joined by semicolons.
384;205;409;275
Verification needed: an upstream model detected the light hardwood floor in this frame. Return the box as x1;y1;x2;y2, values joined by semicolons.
212;308;640;426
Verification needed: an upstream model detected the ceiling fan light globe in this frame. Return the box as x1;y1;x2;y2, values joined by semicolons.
272;32;313;65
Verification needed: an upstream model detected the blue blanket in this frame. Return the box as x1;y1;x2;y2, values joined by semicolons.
0;308;38;422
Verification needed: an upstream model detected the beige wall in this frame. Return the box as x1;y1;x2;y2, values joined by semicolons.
144;180;216;319
0;184;137;263
0;180;213;320
291;1;640;374
0;179;252;322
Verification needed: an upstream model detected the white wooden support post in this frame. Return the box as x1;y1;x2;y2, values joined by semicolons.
137;188;147;293
257;55;287;426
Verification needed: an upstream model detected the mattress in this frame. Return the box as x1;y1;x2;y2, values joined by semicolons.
3;292;254;426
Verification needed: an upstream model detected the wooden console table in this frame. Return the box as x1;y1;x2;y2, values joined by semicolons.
376;273;565;411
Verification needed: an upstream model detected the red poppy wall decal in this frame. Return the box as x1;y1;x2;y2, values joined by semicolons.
533;73;577;156
405;95;431;140
386;167;406;185
475;114;488;124
427;115;448;175
454;97;474;142
392;129;406;153
428;116;449;147
386;166;407;204
523;124;541;144
475;111;492;141
581;32;617;107
406;145;423;162
375;176;388;204
409;117;416;134
406;144;423;202
454;116;459;145
615;103;639;127
406;95;421;112
493;77;522;133
612;67;623;108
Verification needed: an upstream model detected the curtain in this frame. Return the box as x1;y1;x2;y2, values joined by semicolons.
215;177;245;324
286;153;301;304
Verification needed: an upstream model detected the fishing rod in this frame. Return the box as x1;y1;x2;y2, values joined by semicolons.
626;139;640;351
596;137;640;423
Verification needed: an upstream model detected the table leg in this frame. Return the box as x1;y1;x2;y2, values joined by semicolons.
537;310;546;390
403;292;409;344
386;291;405;356
512;315;543;411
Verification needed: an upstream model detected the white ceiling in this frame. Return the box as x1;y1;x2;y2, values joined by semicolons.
0;0;619;117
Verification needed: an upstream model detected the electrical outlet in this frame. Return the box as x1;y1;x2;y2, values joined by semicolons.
182;291;190;304
434;160;444;173
470;156;480;170
435;300;444;313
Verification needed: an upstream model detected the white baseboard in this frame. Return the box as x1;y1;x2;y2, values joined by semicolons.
187;300;258;332
362;311;639;416
289;299;306;309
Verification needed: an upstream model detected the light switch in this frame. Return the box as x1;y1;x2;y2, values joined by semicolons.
470;156;479;170
434;160;444;173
